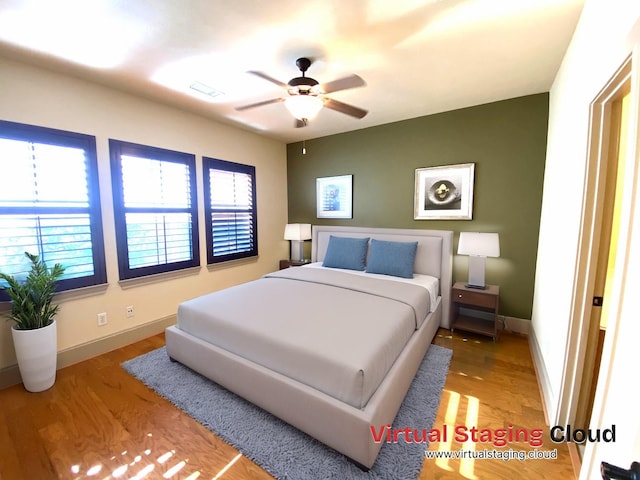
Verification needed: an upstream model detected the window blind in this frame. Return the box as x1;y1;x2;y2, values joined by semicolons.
110;140;199;279
204;158;257;264
0;121;106;299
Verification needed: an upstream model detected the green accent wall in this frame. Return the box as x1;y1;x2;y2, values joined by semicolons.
286;93;549;320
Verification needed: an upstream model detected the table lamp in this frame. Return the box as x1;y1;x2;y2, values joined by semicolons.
457;232;500;289
284;223;312;261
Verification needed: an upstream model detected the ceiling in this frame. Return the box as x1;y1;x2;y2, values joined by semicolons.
0;0;584;144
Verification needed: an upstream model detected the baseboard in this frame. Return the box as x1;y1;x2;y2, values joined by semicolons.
0;315;176;390
500;315;531;334
528;327;554;425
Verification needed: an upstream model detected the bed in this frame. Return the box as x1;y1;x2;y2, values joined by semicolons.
165;226;453;469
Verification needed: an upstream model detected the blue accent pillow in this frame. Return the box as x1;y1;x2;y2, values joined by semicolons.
366;239;418;278
322;236;369;271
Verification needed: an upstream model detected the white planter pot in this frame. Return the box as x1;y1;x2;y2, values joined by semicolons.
11;320;58;392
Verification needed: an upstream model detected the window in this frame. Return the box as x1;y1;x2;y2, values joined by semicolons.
203;157;257;264
110;140;199;280
0;120;106;300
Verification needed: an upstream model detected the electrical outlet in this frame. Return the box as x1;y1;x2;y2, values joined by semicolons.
126;305;134;318
97;312;107;326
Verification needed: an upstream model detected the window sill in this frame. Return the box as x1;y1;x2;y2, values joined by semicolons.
206;256;258;272
1;283;109;307
55;283;109;302
118;265;202;290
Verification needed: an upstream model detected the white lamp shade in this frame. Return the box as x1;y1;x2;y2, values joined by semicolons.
284;95;323;120
284;223;312;241
458;232;500;257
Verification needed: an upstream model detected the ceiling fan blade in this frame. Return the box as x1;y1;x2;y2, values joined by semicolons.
323;98;368;119
247;70;288;88
321;74;366;94
235;98;284;111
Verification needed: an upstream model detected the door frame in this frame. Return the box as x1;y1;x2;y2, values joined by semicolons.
555;52;637;447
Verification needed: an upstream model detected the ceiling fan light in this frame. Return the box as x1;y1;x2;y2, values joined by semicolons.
284;95;323;121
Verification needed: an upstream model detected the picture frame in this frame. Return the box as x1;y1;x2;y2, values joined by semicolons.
316;175;353;219
414;163;475;220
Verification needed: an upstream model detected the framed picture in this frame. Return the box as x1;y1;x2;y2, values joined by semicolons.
316;175;353;219
414;163;475;220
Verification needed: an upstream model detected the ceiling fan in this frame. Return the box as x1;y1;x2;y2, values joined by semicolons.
236;57;368;127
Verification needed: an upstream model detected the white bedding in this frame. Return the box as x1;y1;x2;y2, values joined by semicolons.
176;266;432;409
301;262;440;312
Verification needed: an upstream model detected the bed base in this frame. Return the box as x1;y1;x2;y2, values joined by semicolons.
165;298;441;470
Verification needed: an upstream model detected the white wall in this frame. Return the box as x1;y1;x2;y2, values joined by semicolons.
0;58;289;370
532;0;640;422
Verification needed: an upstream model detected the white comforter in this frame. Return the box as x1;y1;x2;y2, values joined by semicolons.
176;266;434;409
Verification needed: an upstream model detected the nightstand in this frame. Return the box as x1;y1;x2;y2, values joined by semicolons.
279;259;309;270
450;281;500;341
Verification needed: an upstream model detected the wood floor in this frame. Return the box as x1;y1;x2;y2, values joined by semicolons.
426;330;576;479
0;329;575;480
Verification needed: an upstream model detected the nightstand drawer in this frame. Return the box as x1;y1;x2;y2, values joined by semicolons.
452;289;497;309
451;282;500;341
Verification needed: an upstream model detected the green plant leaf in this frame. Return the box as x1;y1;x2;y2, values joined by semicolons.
0;252;65;330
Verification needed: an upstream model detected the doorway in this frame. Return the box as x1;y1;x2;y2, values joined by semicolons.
554;56;634;471
573;83;631;459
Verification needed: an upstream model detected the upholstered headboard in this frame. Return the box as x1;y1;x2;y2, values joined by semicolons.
311;225;453;327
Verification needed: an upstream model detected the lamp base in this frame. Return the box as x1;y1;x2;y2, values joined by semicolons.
290;240;304;262
466;255;487;289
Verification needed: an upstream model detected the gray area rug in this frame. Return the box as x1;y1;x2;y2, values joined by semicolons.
122;344;452;480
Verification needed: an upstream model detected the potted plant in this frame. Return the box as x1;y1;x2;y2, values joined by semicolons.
0;252;65;392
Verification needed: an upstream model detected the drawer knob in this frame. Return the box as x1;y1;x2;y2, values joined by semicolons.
458;294;463;298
